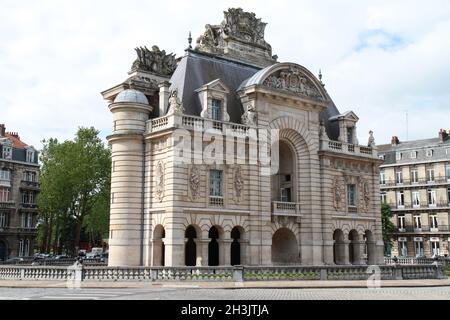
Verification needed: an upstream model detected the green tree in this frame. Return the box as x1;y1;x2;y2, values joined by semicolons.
37;127;111;255
381;202;396;255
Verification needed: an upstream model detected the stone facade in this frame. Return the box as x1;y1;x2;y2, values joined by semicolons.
378;131;450;258
0;124;39;261
102;8;384;267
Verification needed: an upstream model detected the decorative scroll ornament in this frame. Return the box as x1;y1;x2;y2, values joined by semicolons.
167;90;184;115
233;166;244;203
131;45;177;76
263;66;324;101
241;104;257;126
359;178;370;212
332;176;345;211
155;161;165;202
189;165;200;200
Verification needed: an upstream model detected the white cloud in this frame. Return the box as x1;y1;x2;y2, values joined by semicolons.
0;0;449;148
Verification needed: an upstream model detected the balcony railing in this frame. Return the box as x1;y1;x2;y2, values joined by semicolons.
20;203;38;210
389;202;450;211
146;114;253;137
209;196;224;207
272;201;300;215
0;201;15;209
20;180;40;190
320;138;377;159
381;176;450;188
396;225;450;232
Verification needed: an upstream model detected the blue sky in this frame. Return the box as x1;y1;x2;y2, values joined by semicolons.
1;0;450;149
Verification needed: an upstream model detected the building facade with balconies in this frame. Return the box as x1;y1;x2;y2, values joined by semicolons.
378;131;450;258
0;124;39;261
103;8;384;267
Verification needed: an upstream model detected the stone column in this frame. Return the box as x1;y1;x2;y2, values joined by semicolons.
163;237;185;266
219;239;232;266
198;239;209;266
366;241;377;265
151;239;163;266
342;240;351;265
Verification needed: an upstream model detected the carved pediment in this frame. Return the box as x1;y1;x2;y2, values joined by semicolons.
262;66;326;101
196;79;230;94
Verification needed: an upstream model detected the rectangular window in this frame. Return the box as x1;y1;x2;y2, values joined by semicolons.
398;240;407;257
414;215;422;230
431;240;440;256
379;170;386;185
27;213;33;228
396;171;403;184
347;184;356;207
0;187;10;202
19;239;24;257
280;188;291;202
209;169;223;197
398;215;406;230
427;168;435;182
428;189;436;207
414;239;424;257
2;146;12;160
426;149;433;157
211;99;222;121
396;191;405;207
396;152;402;161
380;192;387;204
346;127;353;144
410;151;417;159
0;170;10;181
411;169;418;183
430;215;438;230
446;164;450;180
0;212;6;228
412;190;420;207
21;213;26;228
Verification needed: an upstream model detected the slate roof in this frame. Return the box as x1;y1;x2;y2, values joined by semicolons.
168;50;341;139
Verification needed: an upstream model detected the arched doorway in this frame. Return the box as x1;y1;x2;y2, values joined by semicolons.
272;140;296;203
185;226;197;266
333;229;345;265
348;229;360;265
0;240;6;261
271;228;298;264
364;230;375;265
208;226;219;266
153;225;165;266
230;227;241;266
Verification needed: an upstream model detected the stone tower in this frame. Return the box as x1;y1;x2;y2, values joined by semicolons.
107;89;153;266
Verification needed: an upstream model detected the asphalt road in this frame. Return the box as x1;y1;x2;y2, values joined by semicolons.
0;286;449;300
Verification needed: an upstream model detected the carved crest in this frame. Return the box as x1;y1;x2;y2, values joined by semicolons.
155;161;165;202
263;66;324;101
189;165;201;200
359;177;370;213
132;45;177;76
233;166;244;203
332;176;345;211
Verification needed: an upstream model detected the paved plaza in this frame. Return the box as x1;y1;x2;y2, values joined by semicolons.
0;286;449;300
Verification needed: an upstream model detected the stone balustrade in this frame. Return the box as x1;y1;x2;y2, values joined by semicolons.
320;138;378;159
0;264;446;282
272;201;300;215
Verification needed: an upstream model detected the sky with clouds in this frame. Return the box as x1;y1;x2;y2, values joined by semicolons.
1;0;450;149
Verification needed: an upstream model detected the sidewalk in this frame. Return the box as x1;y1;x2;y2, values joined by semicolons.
1;278;450;289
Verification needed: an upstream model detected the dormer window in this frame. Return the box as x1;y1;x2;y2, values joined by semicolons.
347;127;354;144
328;111;359;145
26;149;35;163
2;145;12;160
396;152;402;161
410;151;417;159
196;79;230;122
211;99;222;121
426;149;433;157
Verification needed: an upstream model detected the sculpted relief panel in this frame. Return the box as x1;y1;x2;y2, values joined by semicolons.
263;66;324;101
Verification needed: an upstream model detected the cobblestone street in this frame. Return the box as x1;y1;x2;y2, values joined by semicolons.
0;286;449;300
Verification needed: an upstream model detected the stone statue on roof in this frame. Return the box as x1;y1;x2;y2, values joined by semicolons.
131;45;177;76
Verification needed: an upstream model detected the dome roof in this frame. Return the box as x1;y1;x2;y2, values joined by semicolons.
114;89;149;105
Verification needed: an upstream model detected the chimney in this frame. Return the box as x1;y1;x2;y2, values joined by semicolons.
7;131;19;139
158;81;171;117
391;136;400;146
0;124;5;137
439;128;448;143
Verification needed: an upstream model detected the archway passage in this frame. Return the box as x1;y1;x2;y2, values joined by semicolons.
0;240;6;261
230;227;241;266
185;226;197;266
208;226;219;266
272;140;295;203
348;229;359;265
333;229;345;265
271;228;298;264
153;225;165;266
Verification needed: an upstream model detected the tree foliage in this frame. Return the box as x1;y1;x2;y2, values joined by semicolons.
37;127;111;254
381;202;396;255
